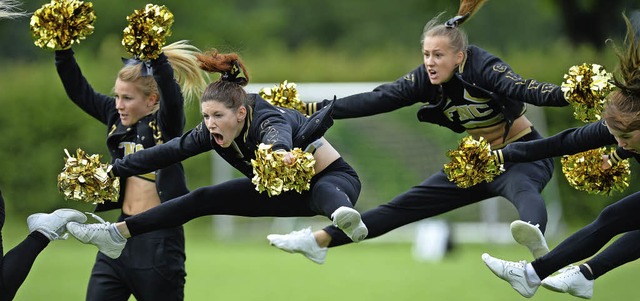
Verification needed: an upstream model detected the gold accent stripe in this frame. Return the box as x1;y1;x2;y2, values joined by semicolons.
307;102;317;115
494;149;504;164
609;150;622;165
491;127;533;150
135;172;156;182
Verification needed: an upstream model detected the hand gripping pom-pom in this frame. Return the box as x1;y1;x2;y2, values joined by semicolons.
561;147;630;195
251;143;316;197
57;148;119;204
561;63;615;123
122;4;174;60
30;0;96;50
444;136;504;188
259;81;307;115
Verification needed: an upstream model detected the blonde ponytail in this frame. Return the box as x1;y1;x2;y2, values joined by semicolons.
162;40;209;103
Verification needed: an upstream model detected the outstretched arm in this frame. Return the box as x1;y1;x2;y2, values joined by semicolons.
112;122;212;177
497;120;617;163
307;65;437;119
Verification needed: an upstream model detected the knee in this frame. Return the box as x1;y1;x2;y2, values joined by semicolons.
597;204;624;224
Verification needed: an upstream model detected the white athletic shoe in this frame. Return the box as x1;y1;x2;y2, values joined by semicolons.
541;266;594;299
482;253;539;298
267;227;328;264
27;208;87;241
66;213;126;259
330;206;368;242
510;220;550;259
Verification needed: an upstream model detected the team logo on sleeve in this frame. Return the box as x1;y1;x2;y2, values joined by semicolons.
403;73;415;82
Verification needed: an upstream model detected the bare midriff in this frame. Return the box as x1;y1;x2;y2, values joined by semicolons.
122;176;161;215
466;115;533;149
311;137;341;174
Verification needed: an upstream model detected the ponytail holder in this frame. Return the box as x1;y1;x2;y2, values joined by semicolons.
221;60;247;85
444;13;470;28
121;57;153;76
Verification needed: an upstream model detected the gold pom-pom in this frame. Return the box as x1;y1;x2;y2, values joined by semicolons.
251;143;316;197
122;4;174;60
29;0;96;50
444;136;504;188
57;148;120;204
561;63;615;122
561;147;630;195
259;81;307;115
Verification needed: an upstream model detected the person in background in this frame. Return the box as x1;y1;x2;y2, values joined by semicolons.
267;0;568;264
54;32;206;300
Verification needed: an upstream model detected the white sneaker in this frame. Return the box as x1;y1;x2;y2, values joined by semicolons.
541;266;594;299
267;227;327;264
510;220;550;259
27;208;87;241
482;253;539;298
66;213;126;259
330;206;368;242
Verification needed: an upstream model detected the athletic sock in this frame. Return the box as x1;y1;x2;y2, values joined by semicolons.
108;224;127;243
525;263;542;285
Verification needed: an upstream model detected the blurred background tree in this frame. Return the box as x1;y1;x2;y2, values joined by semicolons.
0;0;638;227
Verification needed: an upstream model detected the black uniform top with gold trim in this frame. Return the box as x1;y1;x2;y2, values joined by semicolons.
307;45;568;138
110;95;335;179
496;120;640;164
54;49;189;212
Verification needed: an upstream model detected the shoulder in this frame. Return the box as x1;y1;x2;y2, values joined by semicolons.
463;45;510;78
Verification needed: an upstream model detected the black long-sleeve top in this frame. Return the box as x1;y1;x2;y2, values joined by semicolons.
55;49;189;211
309;45;568;138
499;120;640;164
111;95;335;179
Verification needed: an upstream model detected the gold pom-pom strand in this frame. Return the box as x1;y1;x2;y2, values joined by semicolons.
57;148;120;204
259;81;307;115
561;147;630;195
122;4;174;61
444;136;504;188
29;0;96;50
251;143;316;197
561;63;615;123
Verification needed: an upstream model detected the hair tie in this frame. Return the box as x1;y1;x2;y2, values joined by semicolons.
221;60;247;85
121;57;153;76
444;13;470;28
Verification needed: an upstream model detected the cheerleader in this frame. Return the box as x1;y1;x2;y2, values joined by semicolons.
482;14;640;299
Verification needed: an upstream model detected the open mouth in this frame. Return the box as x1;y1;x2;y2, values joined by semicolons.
427;69;437;79
212;133;224;145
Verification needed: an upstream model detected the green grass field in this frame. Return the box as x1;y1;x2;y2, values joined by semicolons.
6;218;639;301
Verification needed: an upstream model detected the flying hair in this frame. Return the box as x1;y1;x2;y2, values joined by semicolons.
457;0;488;21
161;40;209;103
446;0;488;28
602;13;640;132
196;49;249;86
0;0;26;19
610;13;640;94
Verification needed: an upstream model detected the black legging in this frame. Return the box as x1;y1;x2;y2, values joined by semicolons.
126;158;361;236
0;190;50;301
532;191;640;279
324;129;554;247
